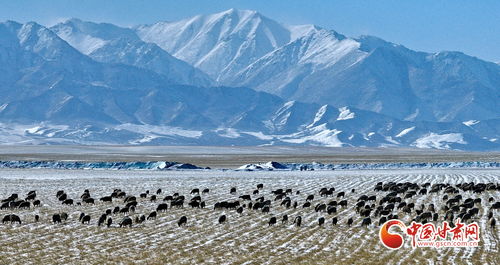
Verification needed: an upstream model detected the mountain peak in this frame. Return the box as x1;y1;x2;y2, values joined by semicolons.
219;8;258;16
135;8;291;80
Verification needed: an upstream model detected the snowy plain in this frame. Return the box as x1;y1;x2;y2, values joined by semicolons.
0;168;498;264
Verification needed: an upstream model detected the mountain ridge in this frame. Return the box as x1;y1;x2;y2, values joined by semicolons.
0;10;498;150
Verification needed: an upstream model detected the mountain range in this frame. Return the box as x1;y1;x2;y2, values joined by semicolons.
0;9;498;150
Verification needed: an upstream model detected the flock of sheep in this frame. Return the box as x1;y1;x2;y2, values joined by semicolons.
1;181;499;230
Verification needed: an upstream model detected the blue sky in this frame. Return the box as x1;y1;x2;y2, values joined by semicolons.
1;0;499;62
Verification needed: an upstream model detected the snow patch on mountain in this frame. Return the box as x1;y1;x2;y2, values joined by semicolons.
337;107;355;120
463;120;480;127
281;124;343;147
396;126;416;138
53;24;108;54
307;105;328;128
216;128;241;139
414;133;467;149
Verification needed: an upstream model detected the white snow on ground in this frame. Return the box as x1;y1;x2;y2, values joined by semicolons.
396;126;416;137
337;106;355;120
414;133;467;149
115;123;203;138
0;168;498;264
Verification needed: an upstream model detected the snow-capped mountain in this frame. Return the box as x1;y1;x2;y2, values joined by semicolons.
0;11;498;151
231;32;500;122
135;9;292;82
0;20;172;124
51;19;212;86
135;9;499;123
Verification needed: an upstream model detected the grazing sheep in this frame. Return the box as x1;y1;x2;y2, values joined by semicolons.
81;215;91;224
378;216;387;226
61;212;68;221
294;216;302;227
62;199;73;205
218;215;227;224
318;217;325;227
178;216;187;227
119;217;133;228
52;214;62;224
315;204;326;213
147;211;157;220
239;195;251;201
361;217;372;226
100;196;112;202
282;215;288;224
83;198;95;205
157;203;169;212
18;201;30;209
2;214;21;224
98;214;107;226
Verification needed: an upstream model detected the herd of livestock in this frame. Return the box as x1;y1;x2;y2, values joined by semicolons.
1;181;499;230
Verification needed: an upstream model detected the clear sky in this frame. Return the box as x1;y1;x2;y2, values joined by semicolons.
1;0;499;62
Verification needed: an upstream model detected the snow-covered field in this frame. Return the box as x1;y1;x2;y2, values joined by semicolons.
0;168;498;264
